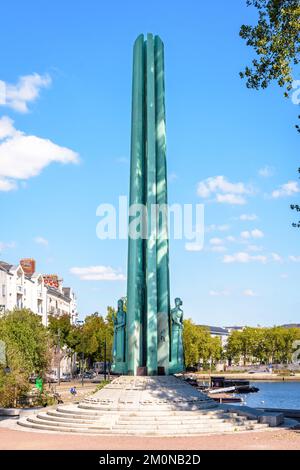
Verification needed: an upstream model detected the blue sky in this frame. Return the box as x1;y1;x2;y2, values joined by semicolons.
0;0;299;326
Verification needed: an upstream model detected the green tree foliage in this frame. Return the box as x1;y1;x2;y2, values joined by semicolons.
183;319;222;368
240;2;300;223
226;326;300;364
72;308;115;367
240;0;300;95
0;308;50;407
48;313;73;348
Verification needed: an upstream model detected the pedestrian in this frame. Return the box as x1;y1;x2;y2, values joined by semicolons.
70;386;77;396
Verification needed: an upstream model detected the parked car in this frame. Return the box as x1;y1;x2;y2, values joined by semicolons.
82;372;94;380
60;373;72;382
91;374;105;383
45;373;58;383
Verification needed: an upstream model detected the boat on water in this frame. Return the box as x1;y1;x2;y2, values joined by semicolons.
182;375;258;402
210;376;259;394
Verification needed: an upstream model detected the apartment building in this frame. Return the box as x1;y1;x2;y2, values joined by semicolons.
0;259;78;326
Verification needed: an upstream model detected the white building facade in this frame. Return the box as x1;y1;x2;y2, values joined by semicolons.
0;260;78;326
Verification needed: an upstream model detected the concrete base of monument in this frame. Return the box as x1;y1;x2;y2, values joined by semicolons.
168;363;185;375
17;376;281;435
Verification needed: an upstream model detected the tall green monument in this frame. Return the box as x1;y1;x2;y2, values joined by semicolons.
111;33;184;376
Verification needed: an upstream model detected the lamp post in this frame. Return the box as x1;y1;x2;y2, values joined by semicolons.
104;337;107;381
81;352;84;387
57;328;61;386
76;320;84;386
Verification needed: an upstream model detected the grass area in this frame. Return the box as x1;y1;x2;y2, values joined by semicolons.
93;381;110;393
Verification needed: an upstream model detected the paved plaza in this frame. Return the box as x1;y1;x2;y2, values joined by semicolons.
0;425;300;450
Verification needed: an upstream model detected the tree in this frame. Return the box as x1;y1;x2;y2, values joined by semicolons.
208;335;223;366
226;330;244;364
240;1;300;224
48;313;72;348
105;306;116;363
183;320;222;369
225;326;300;366
240;0;300;95
183;319;202;367
0;308;50;407
72;309;115;368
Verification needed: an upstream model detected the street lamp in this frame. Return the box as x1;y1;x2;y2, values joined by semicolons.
56;328;61;386
104;336;107;381
81;352;84;387
76;320;84;386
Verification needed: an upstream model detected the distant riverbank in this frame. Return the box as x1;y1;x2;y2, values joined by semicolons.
191;372;300;382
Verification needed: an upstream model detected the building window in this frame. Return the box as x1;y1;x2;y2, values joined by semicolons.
1;285;5;297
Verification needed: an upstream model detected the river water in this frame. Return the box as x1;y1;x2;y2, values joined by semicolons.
234;381;300;409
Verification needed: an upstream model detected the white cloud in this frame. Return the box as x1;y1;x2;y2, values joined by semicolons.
216;193;247;205
34;236;49;246
206;224;230;232
185;242;203;252
226;235;236;242
241;231;251;240
210;245;227;253
223;252;267;264
209;237;223;245
289;255;300;263
0;178;16;191
271;252;283;263
240;214;258;221
272;181;300;199
241;229;264;239
209;289;230;297
168;172;178;182
197;176;252;205
0;241;15;252
70;265;126;281
243;289;257;297
0;116;79;191
258;166;274;178
247;244;263;252
252;229;264;239
0;73;51;113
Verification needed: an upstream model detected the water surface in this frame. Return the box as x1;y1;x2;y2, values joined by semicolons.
235;381;300;409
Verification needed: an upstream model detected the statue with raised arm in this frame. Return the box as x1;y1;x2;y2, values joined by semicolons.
169;297;184;373
111;299;126;371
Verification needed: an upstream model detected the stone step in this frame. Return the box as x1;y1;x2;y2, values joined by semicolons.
56;406;117;417
77;403;217;412
115;415;247;423
26;416;112;430
36;413;115;425
54;408;239;421
18;419;111;434
47;410;119;420
113;421;246;429
24;412;252;427
29;414;246;429
56;406;225;419
40;413;247;427
18;417;269;435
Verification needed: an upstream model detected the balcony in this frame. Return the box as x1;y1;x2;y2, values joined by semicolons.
37;290;43;299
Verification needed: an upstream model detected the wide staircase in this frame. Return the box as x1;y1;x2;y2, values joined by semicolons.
17;376;270;435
